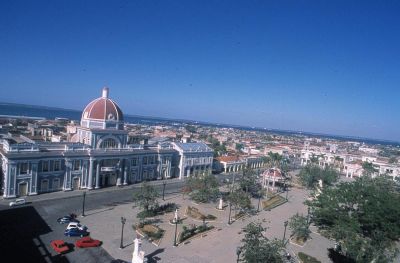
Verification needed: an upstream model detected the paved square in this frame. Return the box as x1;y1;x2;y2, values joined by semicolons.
80;186;334;263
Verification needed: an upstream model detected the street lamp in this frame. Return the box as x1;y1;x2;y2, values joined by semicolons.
228;202;232;225
162;180;167;201
173;215;178;247
120;217;126;249
285;180;289;201
236;246;242;263
307;206;311;224
282;220;288;244
257;191;262;213
81;191;86;217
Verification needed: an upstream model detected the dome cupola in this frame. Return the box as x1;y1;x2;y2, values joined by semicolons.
80;87;124;130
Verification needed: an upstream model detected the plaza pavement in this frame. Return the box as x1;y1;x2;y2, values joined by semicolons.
79;186;335;263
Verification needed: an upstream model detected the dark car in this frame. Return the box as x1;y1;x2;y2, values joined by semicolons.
57;215;80;224
64;227;89;237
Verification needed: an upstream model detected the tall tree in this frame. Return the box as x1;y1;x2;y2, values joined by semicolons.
239;168;261;197
185;174;220;203
228;187;252;215
288;213;311;241
239;222;284;263
307;176;400;262
298;164;339;189
133;181;159;212
362;161;379;177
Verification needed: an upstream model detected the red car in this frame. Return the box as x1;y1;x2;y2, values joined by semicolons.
50;240;70;254
75;237;102;248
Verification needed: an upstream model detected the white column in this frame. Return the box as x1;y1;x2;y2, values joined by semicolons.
95;161;100;189
64;160;72;191
88;159;94;189
123;159;128;185
30;162;38;195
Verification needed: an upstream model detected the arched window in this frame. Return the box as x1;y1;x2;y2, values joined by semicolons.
100;138;118;149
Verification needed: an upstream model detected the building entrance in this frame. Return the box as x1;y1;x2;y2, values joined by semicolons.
18;183;28;196
72;177;80;190
100;172;117;187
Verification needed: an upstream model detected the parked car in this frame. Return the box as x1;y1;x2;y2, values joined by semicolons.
66;222;87;231
57;215;80;224
64;228;89;237
9;198;26;207
50;240;71;254
75;237;102;248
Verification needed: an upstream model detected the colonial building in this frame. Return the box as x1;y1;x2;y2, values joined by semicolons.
0;87;211;198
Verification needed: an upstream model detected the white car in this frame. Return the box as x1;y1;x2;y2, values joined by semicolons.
66;222;87;231
9;198;26;207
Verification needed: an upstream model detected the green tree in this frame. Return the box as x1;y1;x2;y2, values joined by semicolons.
236;143;244;151
228;188;252;215
239;222;284;263
307;176;400;262
238;168;261;197
362;161;378;177
298;164;339;189
133;181;159;212
185;174;220;203
185;125;197;133
288;213;311;241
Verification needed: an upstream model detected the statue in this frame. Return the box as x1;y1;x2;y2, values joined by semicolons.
218;197;223;210
132;238;146;263
318;179;323;189
173;208;179;223
315;179;323;197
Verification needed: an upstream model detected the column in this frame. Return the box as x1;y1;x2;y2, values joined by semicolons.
123;159;128;185
64;160;72;191
30;162;38;195
3;163;10;198
95;161;100;189
7;162;17;198
116;159;122;186
88;158;94;189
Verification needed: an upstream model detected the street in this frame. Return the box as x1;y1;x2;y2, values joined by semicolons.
0;174;234;263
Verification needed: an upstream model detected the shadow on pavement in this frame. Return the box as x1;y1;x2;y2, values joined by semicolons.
146;248;165;263
0;206;69;262
84;207;114;216
328;248;355;263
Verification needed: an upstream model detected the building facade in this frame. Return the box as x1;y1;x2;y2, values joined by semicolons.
0;87;211;198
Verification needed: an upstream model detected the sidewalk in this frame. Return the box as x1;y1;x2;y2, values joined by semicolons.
0;178;184;204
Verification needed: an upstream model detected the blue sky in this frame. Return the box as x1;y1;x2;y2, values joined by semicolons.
1;1;400;141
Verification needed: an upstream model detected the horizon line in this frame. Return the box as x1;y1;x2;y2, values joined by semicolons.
0;101;399;145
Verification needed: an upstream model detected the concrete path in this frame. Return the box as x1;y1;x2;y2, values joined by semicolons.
79;186;335;263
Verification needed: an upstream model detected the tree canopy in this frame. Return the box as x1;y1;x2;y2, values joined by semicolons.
362;161;379;177
185;174;220;203
228;187;252;214
133;181;159;212
298;164;339;189
238;168;261;197
239;222;284;263
307;176;400;262
288;213;311;241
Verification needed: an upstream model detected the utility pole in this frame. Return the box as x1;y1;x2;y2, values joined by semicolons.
81;191;86;217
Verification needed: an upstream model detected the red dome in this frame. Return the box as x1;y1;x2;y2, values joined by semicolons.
81;87;123;121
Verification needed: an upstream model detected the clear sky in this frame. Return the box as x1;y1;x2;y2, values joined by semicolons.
1;1;399;141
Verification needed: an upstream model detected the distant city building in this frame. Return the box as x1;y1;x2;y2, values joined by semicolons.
0;87;209;198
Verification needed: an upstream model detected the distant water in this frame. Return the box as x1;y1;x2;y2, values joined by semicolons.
0;102;399;147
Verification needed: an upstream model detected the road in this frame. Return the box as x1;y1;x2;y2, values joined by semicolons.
0;174;234;263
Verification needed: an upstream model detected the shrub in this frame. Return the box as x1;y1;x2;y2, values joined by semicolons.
298;252;321;263
178;224;214;243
